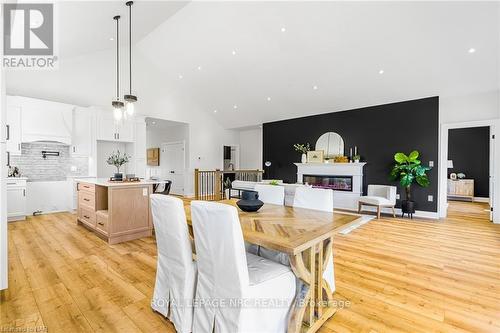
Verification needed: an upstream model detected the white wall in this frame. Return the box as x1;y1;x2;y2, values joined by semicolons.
96;141;130;177
239;128;262;170
439;90;500;124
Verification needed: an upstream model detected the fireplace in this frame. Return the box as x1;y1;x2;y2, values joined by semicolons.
303;174;353;192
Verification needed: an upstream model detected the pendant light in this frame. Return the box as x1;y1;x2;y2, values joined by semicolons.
112;15;124;120
124;1;137;116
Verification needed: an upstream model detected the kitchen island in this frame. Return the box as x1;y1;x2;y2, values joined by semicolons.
75;178;166;244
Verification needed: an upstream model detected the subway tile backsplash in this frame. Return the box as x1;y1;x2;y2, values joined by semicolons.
10;142;89;181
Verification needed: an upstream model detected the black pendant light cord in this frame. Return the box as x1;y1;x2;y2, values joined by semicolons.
115;15;120;100
129;2;132;94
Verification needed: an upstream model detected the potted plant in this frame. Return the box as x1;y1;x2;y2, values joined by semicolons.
353;154;361;163
389;150;430;217
107;150;130;180
293;143;311;163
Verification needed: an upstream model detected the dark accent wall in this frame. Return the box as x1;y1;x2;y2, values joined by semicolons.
448;127;490;197
263;97;439;212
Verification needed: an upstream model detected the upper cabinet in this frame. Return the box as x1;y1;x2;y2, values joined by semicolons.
96;110;135;143
8;96;73;145
71;107;92;156
5;105;22;155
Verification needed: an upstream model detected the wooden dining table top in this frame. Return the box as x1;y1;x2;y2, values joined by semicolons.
183;199;360;255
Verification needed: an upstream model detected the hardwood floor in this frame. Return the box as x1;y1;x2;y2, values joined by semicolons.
1;201;499;332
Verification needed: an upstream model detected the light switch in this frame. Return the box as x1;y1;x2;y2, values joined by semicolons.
396;194;400;200
428;195;433;202
143;188;148;196
429;161;434;167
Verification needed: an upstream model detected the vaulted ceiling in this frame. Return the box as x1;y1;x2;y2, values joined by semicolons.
6;1;499;129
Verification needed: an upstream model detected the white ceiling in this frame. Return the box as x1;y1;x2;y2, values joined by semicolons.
56;0;188;58
6;1;500;129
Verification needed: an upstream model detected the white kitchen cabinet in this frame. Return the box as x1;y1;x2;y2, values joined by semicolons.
6;105;21;155
9;96;74;144
117;121;134;142
71;107;92;156
96;111;134;142
6;178;27;221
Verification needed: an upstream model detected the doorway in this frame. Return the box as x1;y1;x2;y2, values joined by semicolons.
160;141;185;195
439;119;499;222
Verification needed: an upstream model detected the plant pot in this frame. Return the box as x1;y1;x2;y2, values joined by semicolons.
354;159;360;163
301;153;307;163
114;173;123;180
401;200;415;218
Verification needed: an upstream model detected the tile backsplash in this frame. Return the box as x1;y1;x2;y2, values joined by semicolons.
10;142;89;181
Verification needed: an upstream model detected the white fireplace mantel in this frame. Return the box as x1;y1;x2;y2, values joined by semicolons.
294;162;367;210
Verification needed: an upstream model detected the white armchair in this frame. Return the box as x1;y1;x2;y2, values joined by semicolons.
358;185;397;219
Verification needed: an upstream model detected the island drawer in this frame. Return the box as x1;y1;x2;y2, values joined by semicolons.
78;206;96;227
78;182;95;193
96;210;109;235
78;191;95;209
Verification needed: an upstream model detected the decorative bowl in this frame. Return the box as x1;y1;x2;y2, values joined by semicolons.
236;190;264;212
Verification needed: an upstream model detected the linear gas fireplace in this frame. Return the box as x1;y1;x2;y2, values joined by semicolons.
303;174;353;191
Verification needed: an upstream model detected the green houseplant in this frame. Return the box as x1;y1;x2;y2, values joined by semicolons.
389;150;430;216
107;150;130;180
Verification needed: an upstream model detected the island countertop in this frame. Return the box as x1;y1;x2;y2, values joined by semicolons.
74;177;168;187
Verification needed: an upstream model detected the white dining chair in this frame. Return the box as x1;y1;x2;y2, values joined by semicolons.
255;184;285;205
190;201;296;333
293;187;334;212
290;187;335;292
150;194;197;333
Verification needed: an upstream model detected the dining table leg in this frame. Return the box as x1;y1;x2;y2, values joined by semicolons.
288;237;337;333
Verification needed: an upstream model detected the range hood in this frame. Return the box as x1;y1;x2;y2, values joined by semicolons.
23;138;71;145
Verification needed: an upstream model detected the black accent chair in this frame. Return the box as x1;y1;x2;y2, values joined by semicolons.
153;180;172;195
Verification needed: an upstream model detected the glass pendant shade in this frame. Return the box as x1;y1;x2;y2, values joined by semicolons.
113;107;123;121
125;101;134;116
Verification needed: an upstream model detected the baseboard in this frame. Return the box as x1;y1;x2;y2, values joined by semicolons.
350;205;439;220
473;197;490;203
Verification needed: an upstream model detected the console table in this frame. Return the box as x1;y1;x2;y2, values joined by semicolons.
447;179;474;201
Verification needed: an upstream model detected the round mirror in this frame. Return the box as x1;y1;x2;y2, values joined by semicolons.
315;132;344;158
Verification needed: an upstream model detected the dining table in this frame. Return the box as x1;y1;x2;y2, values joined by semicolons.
183;199;360;333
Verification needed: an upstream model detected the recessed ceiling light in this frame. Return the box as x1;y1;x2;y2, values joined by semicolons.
197;66;202;70
313;85;318;90
109;37;114;41
233;104;238;109
232;50;237;55
379;69;384;74
178;74;183;79
281;27;286;32
468;48;476;53
152;121;156;125
213;109;217;113
267;97;272;101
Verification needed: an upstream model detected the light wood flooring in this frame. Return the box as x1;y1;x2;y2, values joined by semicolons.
1;201;499;332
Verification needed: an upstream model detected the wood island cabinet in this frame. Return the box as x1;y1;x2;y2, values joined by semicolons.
76;179;159;244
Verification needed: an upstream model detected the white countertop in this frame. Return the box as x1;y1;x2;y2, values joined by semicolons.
74;177;168;187
7;177;28;180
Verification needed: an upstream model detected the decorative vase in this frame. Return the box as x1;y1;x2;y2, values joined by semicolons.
114;172;123;180
301;153;307;163
237;190;264;212
354;159;360;163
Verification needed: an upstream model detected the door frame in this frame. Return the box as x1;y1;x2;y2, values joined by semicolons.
160;140;186;195
439;119;499;223
222;144;240;170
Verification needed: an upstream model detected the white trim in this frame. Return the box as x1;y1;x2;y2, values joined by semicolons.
357;205;439;220
474;197;490;203
439;119;499;223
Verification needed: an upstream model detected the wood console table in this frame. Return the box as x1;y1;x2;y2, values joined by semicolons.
184;199;361;333
447;179;474;201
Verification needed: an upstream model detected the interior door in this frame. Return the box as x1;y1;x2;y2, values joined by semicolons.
6;106;21;154
161;142;185;195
